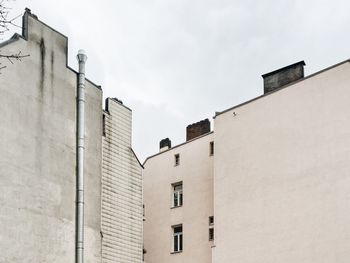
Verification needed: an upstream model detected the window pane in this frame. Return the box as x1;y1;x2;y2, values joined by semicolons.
210;141;214;155
209;216;214;225
174;184;182;191
209;228;214;240
179;234;183;251
174;235;178;251
174;193;178;206
174;226;182;233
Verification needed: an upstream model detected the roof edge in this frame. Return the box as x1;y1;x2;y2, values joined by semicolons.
215;59;350;118
130;148;144;169
143;131;214;166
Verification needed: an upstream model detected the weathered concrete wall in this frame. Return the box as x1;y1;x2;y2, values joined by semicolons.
263;61;305;94
143;133;214;263
101;98;143;262
213;61;350;263
0;11;102;262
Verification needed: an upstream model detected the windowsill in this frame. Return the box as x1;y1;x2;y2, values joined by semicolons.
170;251;183;254
170;205;183;209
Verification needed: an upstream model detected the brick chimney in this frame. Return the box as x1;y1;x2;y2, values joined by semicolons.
262;61;305;94
186;119;211;141
159;138;171;152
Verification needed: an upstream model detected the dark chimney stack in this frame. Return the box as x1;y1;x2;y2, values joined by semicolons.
186;119;211;141
159;138;171;152
262;61;305;94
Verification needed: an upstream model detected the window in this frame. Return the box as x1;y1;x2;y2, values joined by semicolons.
174;154;180;166
209;216;214;225
209;141;214;156
173;225;183;252
209;216;214;241
172;182;183;207
209;228;214;241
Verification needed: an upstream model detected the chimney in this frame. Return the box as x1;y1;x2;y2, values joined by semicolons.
160;138;171;152
186;119;210;141
262;61;305;94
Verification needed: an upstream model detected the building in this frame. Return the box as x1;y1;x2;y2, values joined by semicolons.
101;98;143;262
143;60;350;263
144;124;214;263
0;9;142;263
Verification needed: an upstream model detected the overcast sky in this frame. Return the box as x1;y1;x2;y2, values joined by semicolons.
4;0;350;161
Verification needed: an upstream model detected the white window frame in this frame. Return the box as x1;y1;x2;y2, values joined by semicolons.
172;182;183;207
172;225;183;252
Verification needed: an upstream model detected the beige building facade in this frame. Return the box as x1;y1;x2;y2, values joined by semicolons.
0;10;143;263
143;130;214;263
143;60;350;262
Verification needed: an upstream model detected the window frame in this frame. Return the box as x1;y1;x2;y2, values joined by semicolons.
172;224;183;253
172;182;183;208
209;141;214;156
174;154;180;166
209;227;214;241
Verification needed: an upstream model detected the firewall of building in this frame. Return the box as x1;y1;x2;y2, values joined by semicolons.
0;10;143;263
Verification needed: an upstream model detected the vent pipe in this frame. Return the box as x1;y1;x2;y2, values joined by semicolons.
76;49;87;263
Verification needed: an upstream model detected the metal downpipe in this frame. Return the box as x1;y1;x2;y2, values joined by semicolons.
76;49;87;263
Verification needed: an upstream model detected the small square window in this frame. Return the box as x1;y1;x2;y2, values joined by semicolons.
209;141;214;156
209;216;214;225
174;154;180;166
173;225;183;252
209;228;214;241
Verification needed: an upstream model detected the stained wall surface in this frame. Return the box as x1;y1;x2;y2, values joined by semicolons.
101;98;143;263
213;61;350;263
0;12;102;262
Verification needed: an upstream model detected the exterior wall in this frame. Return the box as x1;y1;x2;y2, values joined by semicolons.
101;98;143;263
143;133;214;263
213;61;350;263
0;12;102;262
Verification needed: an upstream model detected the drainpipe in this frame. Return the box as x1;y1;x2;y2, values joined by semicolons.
76;49;87;263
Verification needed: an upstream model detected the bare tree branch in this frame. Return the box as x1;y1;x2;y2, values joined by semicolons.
0;0;29;73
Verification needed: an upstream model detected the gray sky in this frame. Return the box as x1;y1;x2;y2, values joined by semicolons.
4;0;350;161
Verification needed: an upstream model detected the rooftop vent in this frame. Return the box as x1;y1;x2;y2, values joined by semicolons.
186;119;210;141
262;61;305;94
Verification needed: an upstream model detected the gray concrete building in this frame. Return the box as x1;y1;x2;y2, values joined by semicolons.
143;59;350;263
0;9;142;263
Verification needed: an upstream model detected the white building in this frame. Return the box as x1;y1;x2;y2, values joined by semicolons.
0;9;142;263
143;60;350;263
